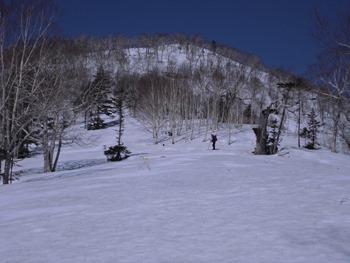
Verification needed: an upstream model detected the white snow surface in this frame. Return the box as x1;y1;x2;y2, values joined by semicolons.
1;116;350;263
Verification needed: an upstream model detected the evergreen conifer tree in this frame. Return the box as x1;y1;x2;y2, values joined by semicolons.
303;108;321;149
104;85;130;161
86;65;114;130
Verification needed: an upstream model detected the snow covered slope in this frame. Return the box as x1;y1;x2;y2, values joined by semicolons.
1;115;350;262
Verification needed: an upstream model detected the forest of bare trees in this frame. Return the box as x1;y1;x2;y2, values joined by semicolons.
0;0;88;183
310;11;350;153
0;1;349;184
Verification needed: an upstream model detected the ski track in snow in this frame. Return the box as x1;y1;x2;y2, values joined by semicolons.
1;116;350;263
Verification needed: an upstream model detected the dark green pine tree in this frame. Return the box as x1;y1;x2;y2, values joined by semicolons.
104;85;130;161
86;65;114;130
304;108;321;149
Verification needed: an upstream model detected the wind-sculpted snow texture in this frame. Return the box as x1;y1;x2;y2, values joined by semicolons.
1;115;350;263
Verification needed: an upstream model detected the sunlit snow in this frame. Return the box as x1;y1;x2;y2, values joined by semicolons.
1;115;350;263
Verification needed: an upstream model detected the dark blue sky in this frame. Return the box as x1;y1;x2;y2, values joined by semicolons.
56;0;350;75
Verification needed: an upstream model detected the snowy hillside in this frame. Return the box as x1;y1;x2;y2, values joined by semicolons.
1;114;350;262
82;41;345;152
86;43;265;80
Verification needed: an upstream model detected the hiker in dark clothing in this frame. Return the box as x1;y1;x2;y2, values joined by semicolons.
211;134;217;150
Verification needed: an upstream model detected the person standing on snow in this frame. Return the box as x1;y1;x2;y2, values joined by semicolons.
211;133;217;150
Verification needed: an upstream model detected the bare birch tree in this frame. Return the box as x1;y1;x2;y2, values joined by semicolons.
0;0;59;183
313;11;350;152
36;51;81;173
135;71;167;144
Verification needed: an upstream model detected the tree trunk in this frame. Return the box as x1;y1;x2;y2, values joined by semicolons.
332;111;341;153
51;138;62;172
253;106;275;155
3;158;12;184
272;106;286;154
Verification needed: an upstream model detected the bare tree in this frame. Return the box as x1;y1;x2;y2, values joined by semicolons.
274;82;297;154
134;71;167;144
315;51;350;152
163;73;182;144
193;64;214;141
36;57;80;173
253;103;277;155
312;11;350;152
0;0;59;184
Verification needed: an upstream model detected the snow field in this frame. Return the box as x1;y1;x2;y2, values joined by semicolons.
1;115;350;262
